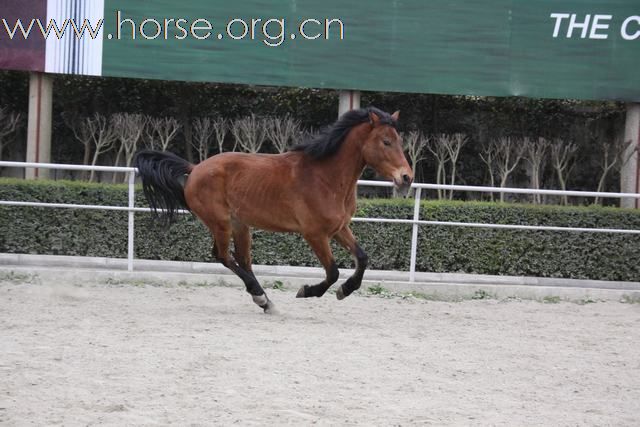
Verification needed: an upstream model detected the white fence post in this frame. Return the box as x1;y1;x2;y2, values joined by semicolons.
409;188;422;282
127;171;135;272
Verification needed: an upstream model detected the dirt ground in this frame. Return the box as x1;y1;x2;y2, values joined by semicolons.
1;279;639;426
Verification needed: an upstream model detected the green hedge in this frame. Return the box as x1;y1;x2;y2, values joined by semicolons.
1;178;639;281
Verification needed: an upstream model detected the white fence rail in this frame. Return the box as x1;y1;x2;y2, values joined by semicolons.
1;161;640;281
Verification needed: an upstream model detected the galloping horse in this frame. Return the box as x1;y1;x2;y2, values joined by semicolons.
135;107;413;313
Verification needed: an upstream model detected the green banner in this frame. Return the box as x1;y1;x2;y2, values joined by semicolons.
101;0;640;100
2;0;639;100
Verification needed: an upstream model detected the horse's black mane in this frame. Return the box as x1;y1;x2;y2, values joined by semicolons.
291;106;397;160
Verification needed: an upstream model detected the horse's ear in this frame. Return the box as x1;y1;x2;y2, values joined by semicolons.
369;111;381;126
391;111;400;122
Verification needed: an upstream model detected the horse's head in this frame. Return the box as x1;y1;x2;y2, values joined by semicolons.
362;110;414;195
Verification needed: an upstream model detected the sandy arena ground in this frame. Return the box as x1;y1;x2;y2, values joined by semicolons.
1;279;639;426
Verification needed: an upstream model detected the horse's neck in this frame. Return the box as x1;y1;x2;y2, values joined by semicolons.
322;125;367;194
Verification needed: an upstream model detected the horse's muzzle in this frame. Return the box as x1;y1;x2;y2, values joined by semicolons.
393;173;413;196
395;183;411;197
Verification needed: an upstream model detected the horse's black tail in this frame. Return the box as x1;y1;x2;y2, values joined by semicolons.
134;150;193;226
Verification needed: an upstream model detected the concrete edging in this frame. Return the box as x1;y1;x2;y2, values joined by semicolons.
1;253;639;302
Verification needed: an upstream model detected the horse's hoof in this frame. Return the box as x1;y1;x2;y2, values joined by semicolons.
336;285;346;300
263;300;279;315
296;285;309;298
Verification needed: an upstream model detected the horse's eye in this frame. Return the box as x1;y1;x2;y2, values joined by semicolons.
383;140;391;147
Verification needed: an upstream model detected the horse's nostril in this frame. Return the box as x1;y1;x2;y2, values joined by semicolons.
402;174;412;184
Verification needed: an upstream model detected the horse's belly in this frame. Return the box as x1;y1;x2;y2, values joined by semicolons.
229;200;300;233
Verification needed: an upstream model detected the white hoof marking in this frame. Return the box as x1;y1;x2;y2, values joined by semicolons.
252;294;268;306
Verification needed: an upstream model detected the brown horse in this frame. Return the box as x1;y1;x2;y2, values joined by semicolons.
135;107;413;313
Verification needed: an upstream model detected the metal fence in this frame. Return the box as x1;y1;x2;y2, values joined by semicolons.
2;161;640;281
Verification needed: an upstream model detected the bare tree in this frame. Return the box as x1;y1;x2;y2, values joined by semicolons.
442;133;468;199
402;131;428;183
112;113;147;182
265;115;301;153
230;114;268;154
479;140;498;201
112;143;125;183
426;133;468;199
83;113;118;182
0;107;22;162
191;117;214;162
491;137;525;203
550;139;578;205
595;137;635;204
144;116;180;152
426;134;450;200
524;137;549;204
211;117;229;154
63;112;93;180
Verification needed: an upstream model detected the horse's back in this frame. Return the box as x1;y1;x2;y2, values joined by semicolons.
185;151;307;231
190;151;303;187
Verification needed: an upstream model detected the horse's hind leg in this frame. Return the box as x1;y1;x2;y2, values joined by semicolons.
232;221;256;279
231;221;267;295
333;226;368;300
208;221;275;313
296;235;339;298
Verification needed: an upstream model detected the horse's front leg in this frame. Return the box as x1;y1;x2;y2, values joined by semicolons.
296;234;340;298
333;226;368;300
